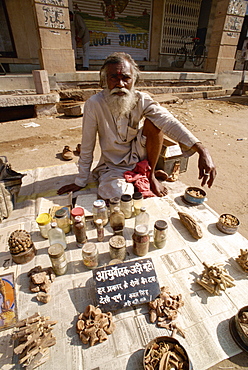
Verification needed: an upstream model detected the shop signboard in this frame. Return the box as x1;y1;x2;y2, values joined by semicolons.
72;0;151;61
93;258;160;312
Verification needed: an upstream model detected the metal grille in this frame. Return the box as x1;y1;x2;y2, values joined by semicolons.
160;0;202;55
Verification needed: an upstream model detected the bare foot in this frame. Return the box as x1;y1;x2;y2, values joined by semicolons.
150;174;168;197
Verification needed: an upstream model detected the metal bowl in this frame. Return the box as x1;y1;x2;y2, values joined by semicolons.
184;187;206;205
216;213;240;235
229;306;248;352
143;336;193;369
11;243;36;264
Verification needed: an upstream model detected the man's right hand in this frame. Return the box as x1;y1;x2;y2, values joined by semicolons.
57;183;82;195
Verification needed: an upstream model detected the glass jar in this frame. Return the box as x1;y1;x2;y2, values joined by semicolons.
109;197;121;214
36;213;52;238
110;207;125;234
132;192;143;216
92;200;108;226
82;242;99;269
120;194;132;219
71;207;86;228
55;207;71;234
132;225;150;257
73;216;87;247
135;207;149;229
48;243;67;275
95;218;104;242
153;220;168;249
48;221;67;250
109;235;126;261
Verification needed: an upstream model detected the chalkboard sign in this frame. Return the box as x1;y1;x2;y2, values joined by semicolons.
93;258;160;312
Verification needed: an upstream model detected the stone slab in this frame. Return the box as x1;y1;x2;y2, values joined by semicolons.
0;93;60;107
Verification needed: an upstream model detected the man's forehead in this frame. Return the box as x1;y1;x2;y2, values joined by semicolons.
107;60;132;75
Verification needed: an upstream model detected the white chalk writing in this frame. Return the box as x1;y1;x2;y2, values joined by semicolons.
95;261;155;282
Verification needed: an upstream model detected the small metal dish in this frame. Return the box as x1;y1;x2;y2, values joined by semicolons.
229;306;248;352
11;243;36;264
184;187;206;205
143;336;193;369
216;213;240;235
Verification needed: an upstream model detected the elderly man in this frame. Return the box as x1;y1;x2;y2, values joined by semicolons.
58;52;216;199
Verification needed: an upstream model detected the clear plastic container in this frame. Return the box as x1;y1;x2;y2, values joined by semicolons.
109;235;126;261
73;216;87;247
153;220;168;249
36;213;52;238
48;222;67;250
82;242;99;269
71;207;86;228
110;207;125;234
135;206;149;229
109;197;121;214
55;207;71;234
132;192;143;216
48;243;67;275
132;224;150;256
95;218;104;242
120;194;132;219
92;200;108;226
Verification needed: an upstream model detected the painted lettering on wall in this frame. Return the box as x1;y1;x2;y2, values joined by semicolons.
42;6;65;29
119;33;148;49
39;0;66;6
90;31;111;47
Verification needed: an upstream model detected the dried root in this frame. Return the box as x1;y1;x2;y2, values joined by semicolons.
28;266;56;303
76;305;115;347
148;286;185;338
144;340;189;370
236;249;248;273
12;313;57;369
197;262;235;295
178;212;203;239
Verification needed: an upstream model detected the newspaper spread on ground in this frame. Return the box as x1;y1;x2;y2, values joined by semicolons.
0;164;247;370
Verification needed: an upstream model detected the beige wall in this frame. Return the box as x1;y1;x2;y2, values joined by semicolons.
205;0;246;73
4;0;40;64
149;0;164;62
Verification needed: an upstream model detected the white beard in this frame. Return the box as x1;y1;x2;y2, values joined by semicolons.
105;87;136;118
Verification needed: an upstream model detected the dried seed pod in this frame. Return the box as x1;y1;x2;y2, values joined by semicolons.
8;230;32;254
178;212;203;239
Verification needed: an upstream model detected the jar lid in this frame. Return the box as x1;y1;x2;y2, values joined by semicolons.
71;207;84;217
109;235;126;249
121;194;132;202
51;221;57;228
95;218;103;226
36;213;52;226
109;197;120;205
48;243;64;258
154;220;168;230
74;216;82;222
55;207;67;218
132;192;143;200
135;224;149;235
93;199;106;208
82;242;97;255
140;206;147;212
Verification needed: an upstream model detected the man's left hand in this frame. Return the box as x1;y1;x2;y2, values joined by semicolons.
193;142;217;188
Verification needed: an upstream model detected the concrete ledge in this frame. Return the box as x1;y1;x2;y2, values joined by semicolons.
0;93;60;107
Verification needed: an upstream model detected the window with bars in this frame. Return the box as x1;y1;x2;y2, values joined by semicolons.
160;0;202;55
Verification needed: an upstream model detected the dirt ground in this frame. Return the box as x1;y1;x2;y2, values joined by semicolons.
0;95;248;368
1;95;247;241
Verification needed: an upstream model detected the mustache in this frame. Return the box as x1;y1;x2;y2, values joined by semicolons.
110;87;130;95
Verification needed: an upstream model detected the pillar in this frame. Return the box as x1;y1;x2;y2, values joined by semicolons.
32;0;75;74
